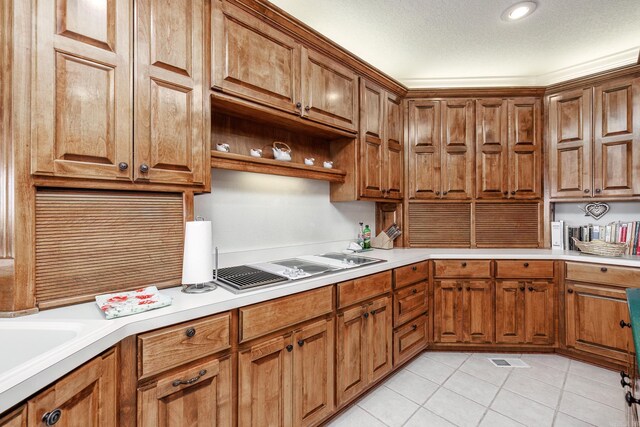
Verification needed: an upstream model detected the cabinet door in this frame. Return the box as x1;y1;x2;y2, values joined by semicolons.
32;0;132;180
463;280;494;343
367;296;393;383
336;304;366;406
525;281;555;344
301;48;359;132
238;334;292;427
407;100;441;199
211;1;301;114
138;356;232;427
28;349;117;426
434;280;464;343
0;405;25;427
495;280;525;344
134;0;206;185
566;282;632;362
593;76;640;197
292;318;335;427
359;80;385;198
393;281;428;327
508;98;542;199
476;99;508;199
441;99;474;199
548;89;593;198
385;92;404;200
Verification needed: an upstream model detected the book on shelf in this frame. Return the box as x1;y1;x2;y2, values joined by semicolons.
560;220;640;255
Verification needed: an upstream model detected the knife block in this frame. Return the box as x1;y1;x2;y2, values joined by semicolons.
371;232;394;249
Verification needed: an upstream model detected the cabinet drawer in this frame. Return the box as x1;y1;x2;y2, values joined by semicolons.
393;281;428;327
393;313;428;366
240;286;333;342
566;262;640;287
496;260;554;278
338;271;392;308
394;261;429;289
434;260;491;278
138;312;231;380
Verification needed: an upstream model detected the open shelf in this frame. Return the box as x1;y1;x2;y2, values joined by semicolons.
210;151;347;183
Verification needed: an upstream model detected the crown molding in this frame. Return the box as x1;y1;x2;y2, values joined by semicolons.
401;47;640;89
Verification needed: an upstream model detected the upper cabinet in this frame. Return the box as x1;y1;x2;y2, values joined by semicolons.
408;99;474;200
31;0;208;188
548;76;640;200
212;1;358;133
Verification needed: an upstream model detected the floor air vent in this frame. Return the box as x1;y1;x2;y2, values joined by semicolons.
488;358;530;368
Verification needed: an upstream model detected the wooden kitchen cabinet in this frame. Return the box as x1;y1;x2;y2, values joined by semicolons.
476;98;508;199
508;98;542;199
496;280;526;343
496;280;554;344
434;280;464;343
359;80;404;200
434;280;493;343
0;406;25;427
138;356;232;427
27;348;117;426
408;99;474;199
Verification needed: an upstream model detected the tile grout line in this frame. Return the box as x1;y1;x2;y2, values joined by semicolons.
551;358;572;426
477;365;529;427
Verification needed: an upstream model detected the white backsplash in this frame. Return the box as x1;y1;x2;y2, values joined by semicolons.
194;169;376;258
554;201;640;226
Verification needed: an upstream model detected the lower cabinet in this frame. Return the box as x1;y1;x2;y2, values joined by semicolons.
393;313;429;366
434;280;494;343
238;317;335;427
336;295;392;406
495;280;555;344
138;356;232;427
0;406;26;427
27;348;117;426
565;282;633;362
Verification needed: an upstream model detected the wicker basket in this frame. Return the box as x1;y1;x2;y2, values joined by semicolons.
571;237;627;257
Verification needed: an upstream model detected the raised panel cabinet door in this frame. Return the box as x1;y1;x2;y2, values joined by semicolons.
434;280;464;343
292;318;335;427
548;88;593;198
393;281;428;327
593;76;640;197
336;304;367;406
508;97;542;199
0;406;25;427
565;282;632;362
32;0;132;180
359;79;385;198
495;280;525;344
476;98;508;199
367;296;393;383
524;281;555;344
301;47;359;132
384;92;404;199
463;280;494;343
407;100;441;199
28;348;117;427
441;99;474;199
135;0;206;185
211;1;301;114
238;334;293;427
138;356;232;427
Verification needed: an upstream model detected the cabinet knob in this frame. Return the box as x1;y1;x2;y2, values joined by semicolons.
412;288;418;294
286;344;294;352
567;289;574;294
595;188;601;194
503;191;508;196
466;286;471;291
584;189;590;193
295;102;302;109
626;391;640;406
443;191;448;196
620;320;632;329
297;339;305;347
363;312;369;319
411;324;418;331
511;191;516;195
42;409;62;426
601;267;608;272
305;105;310;112
139;163;150;173
457;286;462;291
523;262;529;267
519;286;525;291
412;266;418;271
528;286;534;292
461;262;467;267
435;191;440;195
118;162;129;171
185;328;196;338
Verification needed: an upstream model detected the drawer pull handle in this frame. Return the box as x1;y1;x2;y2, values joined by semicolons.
412;288;418;294
620;320;632;329
185;328;196;338
412;266;418;271
172;369;207;387
363;312;369;319
523;262;529;267
411;324;418;331
42;409;62;426
601;267;608;272
298;339;305;347
528;286;534;292
461;262;467;267
286;344;294;352
626;391;640;406
567;289;574;294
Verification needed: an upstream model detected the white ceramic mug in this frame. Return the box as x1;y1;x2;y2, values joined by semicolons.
250;148;262;158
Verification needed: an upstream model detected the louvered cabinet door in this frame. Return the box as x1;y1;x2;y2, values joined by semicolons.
476;99;508;199
134;0;206;185
384;92;404;200
508;98;542;199
593;76;640;197
441;99;474;199
407;100;441;199
32;0;132;181
548;88;593;199
359;79;385;198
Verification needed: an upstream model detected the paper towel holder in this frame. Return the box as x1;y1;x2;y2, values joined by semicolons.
182;217;217;294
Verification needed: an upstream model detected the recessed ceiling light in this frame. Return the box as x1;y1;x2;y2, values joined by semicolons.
501;1;537;21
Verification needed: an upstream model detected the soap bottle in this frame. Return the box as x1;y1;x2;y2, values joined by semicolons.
357;222;364;248
363;224;371;249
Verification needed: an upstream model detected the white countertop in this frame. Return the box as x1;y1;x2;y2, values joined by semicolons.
2;247;640;413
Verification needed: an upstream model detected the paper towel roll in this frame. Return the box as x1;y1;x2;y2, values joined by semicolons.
182;220;213;284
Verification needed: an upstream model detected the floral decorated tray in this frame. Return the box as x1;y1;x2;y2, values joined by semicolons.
95;286;172;319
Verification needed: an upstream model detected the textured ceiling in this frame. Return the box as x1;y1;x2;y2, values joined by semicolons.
269;0;640;87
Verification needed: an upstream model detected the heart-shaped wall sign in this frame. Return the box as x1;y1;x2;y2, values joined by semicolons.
583;202;610;220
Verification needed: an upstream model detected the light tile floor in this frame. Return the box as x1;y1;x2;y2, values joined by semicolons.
328;352;629;427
